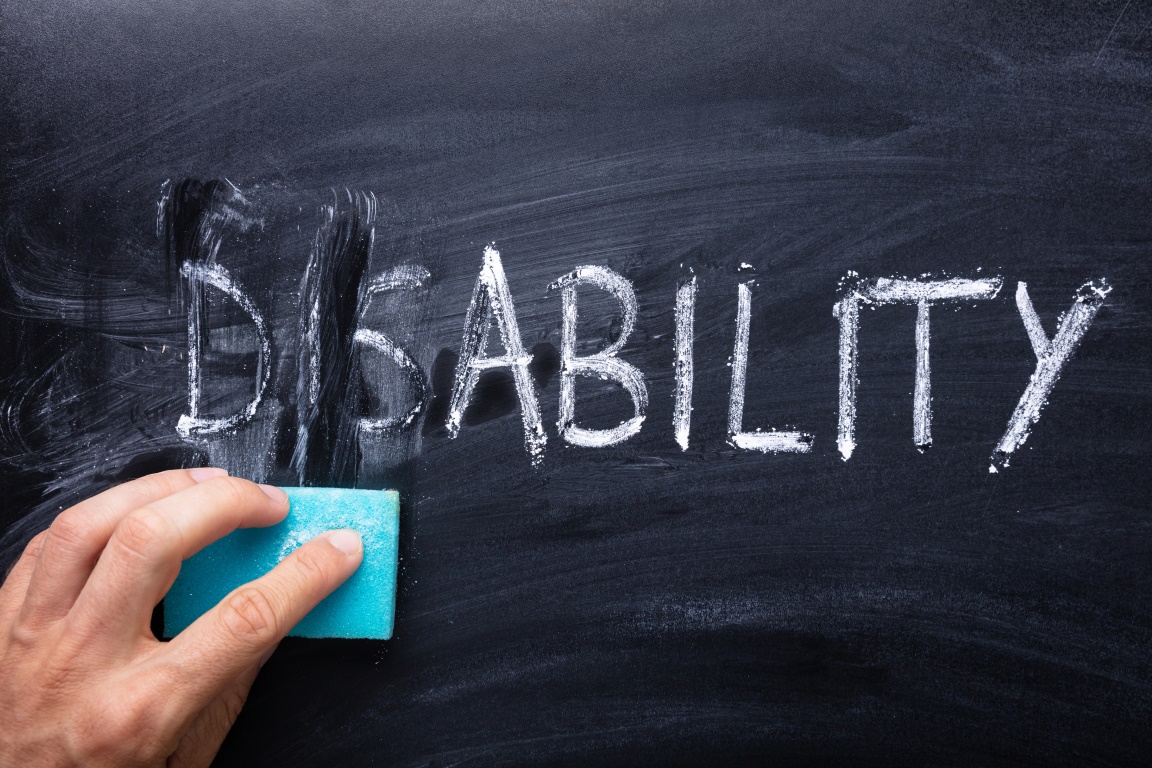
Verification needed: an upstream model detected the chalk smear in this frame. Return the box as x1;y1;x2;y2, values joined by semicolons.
447;247;547;464
550;265;648;448
365;264;431;294
291;191;376;486
835;275;1003;460
990;279;1110;471
727;282;812;453
176;261;271;438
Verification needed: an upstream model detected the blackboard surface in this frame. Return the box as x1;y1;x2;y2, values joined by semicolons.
2;1;1151;765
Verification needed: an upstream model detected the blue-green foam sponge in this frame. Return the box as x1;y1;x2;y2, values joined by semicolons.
164;488;399;640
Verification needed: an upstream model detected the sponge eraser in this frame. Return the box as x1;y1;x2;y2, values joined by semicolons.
163;487;399;640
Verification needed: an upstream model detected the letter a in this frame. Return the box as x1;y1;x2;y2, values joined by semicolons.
446;247;546;464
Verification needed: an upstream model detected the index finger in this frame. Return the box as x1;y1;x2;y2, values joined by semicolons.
160;528;363;718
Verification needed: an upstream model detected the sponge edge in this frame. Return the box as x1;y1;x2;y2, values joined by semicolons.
163;488;399;640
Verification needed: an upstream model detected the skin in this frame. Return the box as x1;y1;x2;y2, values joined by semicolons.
0;468;363;767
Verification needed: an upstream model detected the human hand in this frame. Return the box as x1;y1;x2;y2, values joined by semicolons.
0;469;363;767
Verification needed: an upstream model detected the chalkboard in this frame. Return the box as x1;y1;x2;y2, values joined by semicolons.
2;1;1151;764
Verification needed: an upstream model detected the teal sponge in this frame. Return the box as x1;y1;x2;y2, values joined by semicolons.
164;487;399;640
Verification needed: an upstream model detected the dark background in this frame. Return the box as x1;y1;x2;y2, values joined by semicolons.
2;0;1151;765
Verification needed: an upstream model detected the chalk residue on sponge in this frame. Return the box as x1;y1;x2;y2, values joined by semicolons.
164;487;399;640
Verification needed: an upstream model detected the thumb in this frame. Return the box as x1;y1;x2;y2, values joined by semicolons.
167;658;264;768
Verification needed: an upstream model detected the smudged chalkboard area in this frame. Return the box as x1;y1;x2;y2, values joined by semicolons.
290;190;375;487
3;0;1152;765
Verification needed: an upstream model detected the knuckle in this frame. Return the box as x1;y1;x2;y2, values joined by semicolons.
205;475;256;509
221;684;251;723
48;510;97;551
220;587;279;644
3;531;48;584
125;473;171;504
21;530;48;560
113;509;174;561
9;619;38;649
292;545;336;583
115;470;190;512
81;693;160;762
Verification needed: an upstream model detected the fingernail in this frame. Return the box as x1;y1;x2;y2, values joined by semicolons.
259;484;288;504
259;642;280;668
326;529;362;555
189;467;228;483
